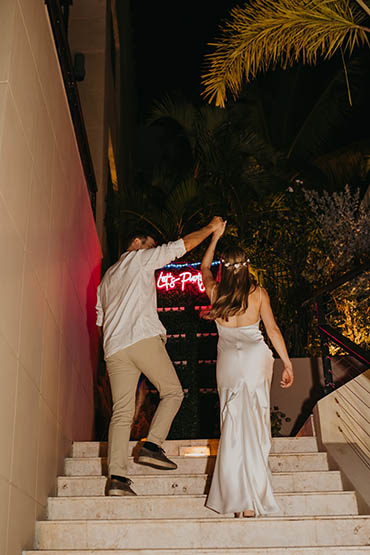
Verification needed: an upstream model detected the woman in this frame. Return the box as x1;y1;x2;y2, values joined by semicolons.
201;223;294;518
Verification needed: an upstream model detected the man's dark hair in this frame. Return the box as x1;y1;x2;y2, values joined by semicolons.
121;228;158;252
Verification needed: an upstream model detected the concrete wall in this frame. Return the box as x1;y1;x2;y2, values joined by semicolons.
0;1;101;553
270;358;324;436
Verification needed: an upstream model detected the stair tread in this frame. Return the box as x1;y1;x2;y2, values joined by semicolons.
39;514;370;522
66;452;324;460
24;548;370;554
50;490;354;499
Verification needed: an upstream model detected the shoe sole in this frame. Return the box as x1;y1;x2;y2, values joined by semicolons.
108;489;137;496
137;455;177;470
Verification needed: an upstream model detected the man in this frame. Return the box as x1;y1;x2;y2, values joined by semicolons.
96;216;225;496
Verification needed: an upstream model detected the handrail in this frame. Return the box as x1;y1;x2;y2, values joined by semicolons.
44;0;97;216
318;323;370;366
296;256;370;395
302;259;370;307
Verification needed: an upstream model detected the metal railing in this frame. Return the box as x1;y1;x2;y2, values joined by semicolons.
44;0;97;216
302;259;370;396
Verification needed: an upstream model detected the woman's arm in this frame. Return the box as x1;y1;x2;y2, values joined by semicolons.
260;287;294;388
201;222;226;302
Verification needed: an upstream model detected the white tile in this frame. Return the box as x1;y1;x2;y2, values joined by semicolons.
56;425;72;477
0;86;32;244
11;364;40;498
0;0;16;82
36;399;58;504
0;332;18;480
0;474;10;555
58;342;75;440
40;307;60;417
18;257;46;389
27;162;53;294
31;95;55;203
7;484;37;553
0;194;25;354
8;4;39;144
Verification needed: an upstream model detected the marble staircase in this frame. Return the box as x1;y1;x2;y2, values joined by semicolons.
25;437;370;553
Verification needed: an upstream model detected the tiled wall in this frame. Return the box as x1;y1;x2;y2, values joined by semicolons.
0;1;102;553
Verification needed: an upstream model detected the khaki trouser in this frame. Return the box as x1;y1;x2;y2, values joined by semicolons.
106;335;184;477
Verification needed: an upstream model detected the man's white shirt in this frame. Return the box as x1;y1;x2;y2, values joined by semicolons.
96;239;186;360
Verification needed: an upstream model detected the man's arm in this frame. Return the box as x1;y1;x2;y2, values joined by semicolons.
138;217;225;271
183;217;224;252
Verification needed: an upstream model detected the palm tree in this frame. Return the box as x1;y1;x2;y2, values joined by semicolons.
202;0;370;108
147;59;370;196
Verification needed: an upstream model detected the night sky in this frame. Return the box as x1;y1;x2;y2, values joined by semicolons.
130;1;241;117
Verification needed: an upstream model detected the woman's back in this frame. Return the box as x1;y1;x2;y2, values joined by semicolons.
216;285;261;328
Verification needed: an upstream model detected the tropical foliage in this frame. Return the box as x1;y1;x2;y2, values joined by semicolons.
201;0;370;107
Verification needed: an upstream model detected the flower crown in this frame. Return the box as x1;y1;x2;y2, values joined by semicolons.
221;258;250;269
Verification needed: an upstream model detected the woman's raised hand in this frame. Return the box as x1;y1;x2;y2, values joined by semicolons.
213;220;227;239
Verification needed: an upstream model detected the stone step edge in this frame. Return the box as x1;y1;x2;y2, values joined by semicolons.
71;439;317;448
73;437;316;444
23;548;370;554
49;490;355;501
36;515;370;524
58;470;342;479
66;452;325;461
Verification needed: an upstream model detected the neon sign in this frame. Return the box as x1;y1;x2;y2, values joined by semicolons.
157;270;206;293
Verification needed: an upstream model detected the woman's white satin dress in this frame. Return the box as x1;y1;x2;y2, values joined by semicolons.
206;319;280;515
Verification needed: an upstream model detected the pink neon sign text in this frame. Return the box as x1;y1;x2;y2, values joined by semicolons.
157;270;206;293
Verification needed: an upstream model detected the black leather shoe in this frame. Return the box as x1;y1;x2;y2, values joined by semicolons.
107;477;137;496
137;446;177;470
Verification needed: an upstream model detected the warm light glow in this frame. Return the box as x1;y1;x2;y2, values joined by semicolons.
108;130;118;191
180;446;210;457
157;271;206;293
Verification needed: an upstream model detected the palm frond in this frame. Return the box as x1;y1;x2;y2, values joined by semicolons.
311;140;370;185
201;0;370;107
147;95;200;152
287;56;370;159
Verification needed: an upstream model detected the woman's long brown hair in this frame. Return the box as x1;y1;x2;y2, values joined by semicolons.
207;246;256;321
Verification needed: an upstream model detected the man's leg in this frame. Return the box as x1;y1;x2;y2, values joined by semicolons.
127;335;184;453
106;348;141;480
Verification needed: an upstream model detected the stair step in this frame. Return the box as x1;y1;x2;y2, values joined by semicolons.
71;437;318;458
47;492;358;519
24;548;370;554
64;453;330;476
57;470;343;496
35;516;370;549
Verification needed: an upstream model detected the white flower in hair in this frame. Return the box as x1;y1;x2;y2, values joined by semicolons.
221;257;250;268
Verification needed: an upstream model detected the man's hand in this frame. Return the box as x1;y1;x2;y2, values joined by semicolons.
208;216;225;232
183;217;225;252
213;220;227;240
280;364;294;388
